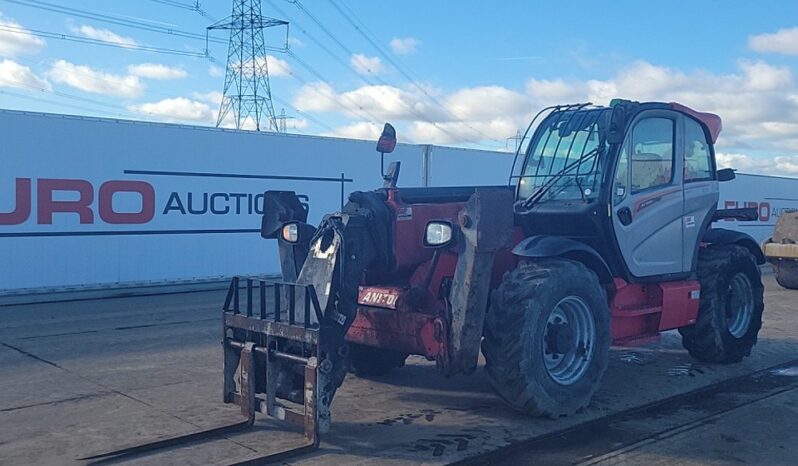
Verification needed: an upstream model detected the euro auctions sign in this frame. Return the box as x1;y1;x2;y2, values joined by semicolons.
0;175;274;231
1;108;523;297
0;110;368;292
1;178;157;226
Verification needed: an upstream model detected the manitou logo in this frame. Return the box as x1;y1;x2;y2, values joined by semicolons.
0;178;155;225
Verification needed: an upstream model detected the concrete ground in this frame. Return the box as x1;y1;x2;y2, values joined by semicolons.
588;386;798;466
0;272;796;465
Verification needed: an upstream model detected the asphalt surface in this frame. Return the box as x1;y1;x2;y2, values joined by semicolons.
0;272;797;465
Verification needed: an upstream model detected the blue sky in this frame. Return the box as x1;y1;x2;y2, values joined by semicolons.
1;1;797;174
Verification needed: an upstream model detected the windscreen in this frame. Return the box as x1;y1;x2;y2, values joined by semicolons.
517;108;610;202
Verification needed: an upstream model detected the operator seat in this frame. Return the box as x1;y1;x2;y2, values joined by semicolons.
631;152;672;190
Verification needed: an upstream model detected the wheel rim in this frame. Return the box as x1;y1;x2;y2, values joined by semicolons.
542;296;596;386
727;272;754;338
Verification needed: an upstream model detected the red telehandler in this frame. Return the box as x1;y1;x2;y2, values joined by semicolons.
87;100;765;463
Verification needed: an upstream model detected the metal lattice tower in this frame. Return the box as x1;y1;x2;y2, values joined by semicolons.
208;0;288;131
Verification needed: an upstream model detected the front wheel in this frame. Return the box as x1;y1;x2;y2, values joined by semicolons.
680;245;765;363
482;259;611;418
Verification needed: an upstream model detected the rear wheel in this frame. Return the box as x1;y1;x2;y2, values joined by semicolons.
482;259;610;418
349;343;407;376
680;245;764;363
773;260;798;290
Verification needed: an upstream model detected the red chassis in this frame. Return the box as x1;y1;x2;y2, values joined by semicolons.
344;188;701;369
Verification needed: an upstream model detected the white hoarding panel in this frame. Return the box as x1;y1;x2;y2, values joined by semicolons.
0;110;422;293
428;145;514;187
3;109;798;296
718;173;798;244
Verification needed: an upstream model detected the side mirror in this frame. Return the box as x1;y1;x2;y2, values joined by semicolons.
376;122;398;183
717;168;736;182
376;123;396;154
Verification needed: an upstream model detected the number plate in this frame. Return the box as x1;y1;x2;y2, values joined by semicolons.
357;286;400;310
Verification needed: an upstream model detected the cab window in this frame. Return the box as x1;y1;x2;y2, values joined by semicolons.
684;118;714;182
629;118;674;193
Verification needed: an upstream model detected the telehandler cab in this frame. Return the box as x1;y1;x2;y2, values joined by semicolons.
87;100;766;463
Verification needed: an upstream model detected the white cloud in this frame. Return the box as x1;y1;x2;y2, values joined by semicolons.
292;118;309;130
129;97;215;123
128;63;187;80
293;81;337;111
48;60;142;97
324;121;383;140
265;55;291;77
524;59;798;154
208;65;224;78
717;152;798;176
74;25;138;48
292;81;524;144
350;53;384;75
445;86;530;121
288;37;305;48
294;58;798;156
0;17;46;57
229;55;291;77
192;91;223;106
408;119;519;145
218;113;257;130
749;27;798;55
293;82;440;121
0;59;49;90
389;37;420;55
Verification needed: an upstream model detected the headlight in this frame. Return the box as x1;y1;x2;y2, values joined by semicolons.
281;222;299;243
424;221;454;247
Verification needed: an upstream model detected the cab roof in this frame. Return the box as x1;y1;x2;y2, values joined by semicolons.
610;99;722;144
669;102;722;144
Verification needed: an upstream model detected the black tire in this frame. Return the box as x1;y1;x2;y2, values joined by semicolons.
679;245;764;363
482;259;611;418
349;343;408;376
773;260;798;290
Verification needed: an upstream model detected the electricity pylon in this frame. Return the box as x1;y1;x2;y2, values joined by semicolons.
208;0;288;131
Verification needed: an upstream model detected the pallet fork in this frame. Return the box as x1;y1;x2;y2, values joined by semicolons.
80;277;331;465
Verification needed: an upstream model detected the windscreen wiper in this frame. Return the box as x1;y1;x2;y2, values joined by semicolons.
515;146;601;213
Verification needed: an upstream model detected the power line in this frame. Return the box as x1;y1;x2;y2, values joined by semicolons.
0;23;209;58
280;0;489;147
147;0;218;22
289;54;422;143
6;53;334;134
0;88;136;118
0;78;140;119
260;1;426;142
270;94;337;134
241;2;415;135
10;55;177;101
328;0;504;146
1;0;227;45
0;0;417;140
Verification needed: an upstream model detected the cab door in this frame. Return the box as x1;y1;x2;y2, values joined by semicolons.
611;111;684;278
681;116;719;272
